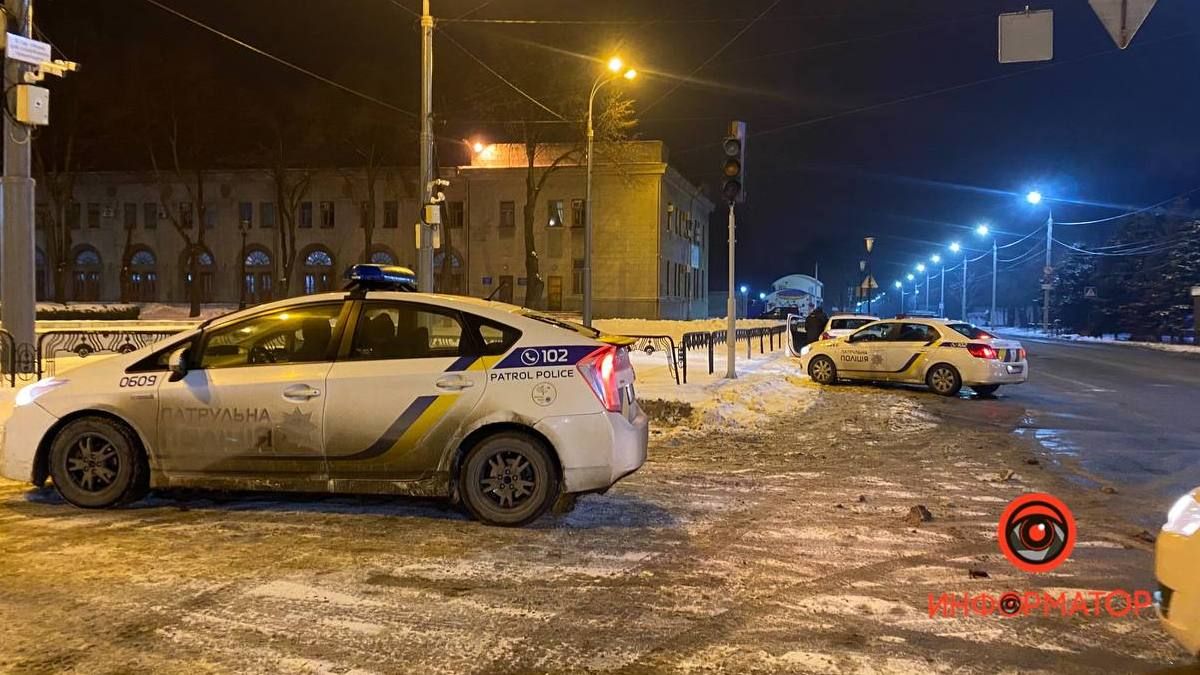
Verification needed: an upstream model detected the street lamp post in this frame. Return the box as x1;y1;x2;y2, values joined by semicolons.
975;223;995;327
931;254;943;317
238;220;250;309
895;280;904;314
1027;191;1052;332
916;263;928;311
583;57;636;327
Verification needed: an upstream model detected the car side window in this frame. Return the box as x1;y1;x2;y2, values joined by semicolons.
198;304;343;369
849;323;893;343
349;302;466;361
471;317;522;356
894;323;939;342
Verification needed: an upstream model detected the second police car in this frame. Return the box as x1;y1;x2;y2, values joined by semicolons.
797;317;1028;396
0;265;648;526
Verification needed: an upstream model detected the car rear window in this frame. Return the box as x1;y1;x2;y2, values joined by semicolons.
831;318;874;331
519;310;601;338
947;323;995;340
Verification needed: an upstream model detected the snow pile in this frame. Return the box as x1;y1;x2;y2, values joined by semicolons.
999;327;1200;355
595;317;782;343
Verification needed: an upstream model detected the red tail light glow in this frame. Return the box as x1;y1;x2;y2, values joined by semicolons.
967;343;998;359
1018;348;1026;361
577;345;631;412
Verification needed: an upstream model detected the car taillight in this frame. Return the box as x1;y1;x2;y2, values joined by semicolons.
577;345;629;412
1018;348;1026;361
967;343;997;359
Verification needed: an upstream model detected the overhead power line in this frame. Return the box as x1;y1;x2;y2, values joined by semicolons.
142;0;417;118
436;27;568;121
1055;184;1200;226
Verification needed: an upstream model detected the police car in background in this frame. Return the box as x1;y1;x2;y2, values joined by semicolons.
797;317;1028;396
0;265;648;526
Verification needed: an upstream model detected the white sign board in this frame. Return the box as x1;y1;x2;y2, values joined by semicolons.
1089;0;1156;49
5;33;50;66
999;9;1053;63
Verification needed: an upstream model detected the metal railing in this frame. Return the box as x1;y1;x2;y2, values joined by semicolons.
0;329;37;388
624;334;680;385
36;329;186;378
678;325;787;382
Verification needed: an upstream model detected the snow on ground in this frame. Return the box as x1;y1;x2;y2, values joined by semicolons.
595;317;782;344
999;326;1200;354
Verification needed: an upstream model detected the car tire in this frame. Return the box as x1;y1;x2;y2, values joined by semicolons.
48;416;147;509
972;384;1000;396
460;431;560;527
926;364;962;397
808;355;838;385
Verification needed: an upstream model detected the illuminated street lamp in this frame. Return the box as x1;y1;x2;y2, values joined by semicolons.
976;224;998;326
583;56;637;326
1026;191;1043;205
1026;190;1053;332
895;279;905;314
931;253;945;316
916;262;929;311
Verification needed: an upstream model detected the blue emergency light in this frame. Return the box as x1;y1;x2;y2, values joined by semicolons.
344;264;418;292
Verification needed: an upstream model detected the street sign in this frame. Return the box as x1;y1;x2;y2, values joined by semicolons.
1041;283;1054;290
1043;266;1054;276
1089;0;1156;49
859;275;878;292
5;33;50;66
1084;286;1098;299
999;9;1054;64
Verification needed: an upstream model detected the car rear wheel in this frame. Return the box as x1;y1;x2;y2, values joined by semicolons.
48;417;147;508
972;384;1000;396
926;364;962;397
808;356;838;385
460;431;559;527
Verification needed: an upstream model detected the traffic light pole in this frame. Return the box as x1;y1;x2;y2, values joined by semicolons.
725;202;736;379
416;0;435;292
1;0;37;359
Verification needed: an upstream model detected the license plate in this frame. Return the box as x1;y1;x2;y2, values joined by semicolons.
1006;364;1024;374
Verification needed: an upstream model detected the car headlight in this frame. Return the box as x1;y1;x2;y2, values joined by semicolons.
1163;492;1200;537
800;345;811;357
15;378;68;407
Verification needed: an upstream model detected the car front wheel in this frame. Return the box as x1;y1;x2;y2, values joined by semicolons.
926;364;962;397
48;417;147;508
808;355;838;385
460;431;559;527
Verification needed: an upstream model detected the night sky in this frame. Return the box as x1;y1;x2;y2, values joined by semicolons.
37;0;1200;306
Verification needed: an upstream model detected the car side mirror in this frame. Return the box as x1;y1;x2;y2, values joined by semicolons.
168;346;190;381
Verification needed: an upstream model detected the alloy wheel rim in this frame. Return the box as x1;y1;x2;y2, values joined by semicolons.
931;368;953;392
64;434;119;493
813;360;832;382
479;449;538;510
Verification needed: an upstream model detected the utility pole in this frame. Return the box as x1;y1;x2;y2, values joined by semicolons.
1;0;37;361
864;237;874;316
990;238;997;327
1042;212;1053;332
961;256;968;321
416;0;435;292
938;264;945;317
725;203;736;379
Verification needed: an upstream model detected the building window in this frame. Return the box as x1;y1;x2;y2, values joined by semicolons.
238;201;253;227
302;247;335;294
547;199;564;227
319;201;335;228
87;203;101;228
260;202;276;228
299;201;313;228
127;247;158;302
179;202;194;228
445;200;464;228
182;249;216;303
572;258;584;295
72;246;102;301
383;200;399;228
143;203;158;230
433;249;464;295
243;247;273;305
499;200;515;228
571;199;585;227
370;248;397;265
123;203;138;230
203;204;217;229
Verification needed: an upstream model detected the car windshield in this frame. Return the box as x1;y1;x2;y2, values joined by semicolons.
947;323;994;340
831;318;874;331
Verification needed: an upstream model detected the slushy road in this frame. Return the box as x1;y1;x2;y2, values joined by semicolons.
950;336;1200;525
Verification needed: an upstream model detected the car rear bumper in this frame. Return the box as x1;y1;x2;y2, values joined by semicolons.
535;407;648;494
960;359;1028;386
1156;531;1200;656
0;399;58;483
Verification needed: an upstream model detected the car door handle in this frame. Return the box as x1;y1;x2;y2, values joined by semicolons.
435;375;475;391
282;384;322;401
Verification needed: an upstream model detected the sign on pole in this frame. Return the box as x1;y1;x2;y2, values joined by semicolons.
1088;0;1157;49
1084;286;1098;299
859;275;878;293
999;9;1054;63
5;33;51;66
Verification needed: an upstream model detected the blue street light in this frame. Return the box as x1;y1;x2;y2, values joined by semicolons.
931;254;941;264
1026;191;1042;205
949;242;961;253
739;285;748;294
975;223;989;236
894;280;902;289
906;273;914;282
758;291;766;300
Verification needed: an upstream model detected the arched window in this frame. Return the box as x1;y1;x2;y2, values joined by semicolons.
35;247;47;301
181;247;216;303
433;249;464;295
126;246;158;302
370;248;397;265
243;246;274;305
72;246;102;301
302;246;335;294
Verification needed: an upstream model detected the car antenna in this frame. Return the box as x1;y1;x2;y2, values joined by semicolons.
485;281;509;301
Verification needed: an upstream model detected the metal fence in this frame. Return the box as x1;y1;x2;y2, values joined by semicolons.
0;329;37;388
677;325;787;383
624;335;680;385
36;329;186;378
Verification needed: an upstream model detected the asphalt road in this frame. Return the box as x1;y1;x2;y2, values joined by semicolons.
956;337;1200;526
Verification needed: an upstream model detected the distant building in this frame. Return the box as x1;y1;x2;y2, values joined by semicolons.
764;274;823;317
30;141;711;319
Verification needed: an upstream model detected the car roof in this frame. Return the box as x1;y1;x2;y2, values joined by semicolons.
828;313;878;320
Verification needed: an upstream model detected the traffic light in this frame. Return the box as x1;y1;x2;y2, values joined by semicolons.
722;120;747;204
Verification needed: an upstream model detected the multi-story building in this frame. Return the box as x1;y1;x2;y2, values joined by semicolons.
32;140;711;319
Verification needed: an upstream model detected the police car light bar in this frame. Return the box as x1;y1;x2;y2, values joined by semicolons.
344;264;418;292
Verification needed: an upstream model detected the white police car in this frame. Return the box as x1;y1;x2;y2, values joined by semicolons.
0;265;647;526
798;317;1027;396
